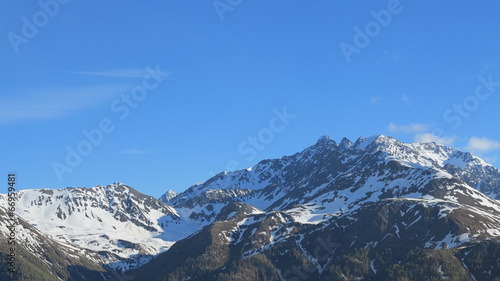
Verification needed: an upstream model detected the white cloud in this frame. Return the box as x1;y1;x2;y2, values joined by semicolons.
415;133;456;145
369;97;380;105
465;137;500;152
119;149;151;155
0;84;130;124
388;123;429;133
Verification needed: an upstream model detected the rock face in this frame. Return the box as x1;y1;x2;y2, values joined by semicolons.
3;135;500;280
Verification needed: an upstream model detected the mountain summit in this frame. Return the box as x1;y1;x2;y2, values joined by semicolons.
163;134;500;212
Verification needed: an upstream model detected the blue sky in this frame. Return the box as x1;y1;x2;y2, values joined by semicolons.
2;0;500;198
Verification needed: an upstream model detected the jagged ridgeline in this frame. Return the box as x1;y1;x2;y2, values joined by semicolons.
2;135;500;280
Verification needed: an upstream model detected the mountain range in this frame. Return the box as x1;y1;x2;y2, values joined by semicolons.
2;135;500;281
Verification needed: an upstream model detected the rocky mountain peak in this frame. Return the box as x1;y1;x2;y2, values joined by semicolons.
315;135;337;147
339;137;353;149
159;189;178;202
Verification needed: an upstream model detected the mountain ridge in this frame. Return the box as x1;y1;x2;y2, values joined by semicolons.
2;134;500;280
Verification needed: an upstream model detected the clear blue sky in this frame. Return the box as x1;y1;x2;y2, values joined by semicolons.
2;0;500;198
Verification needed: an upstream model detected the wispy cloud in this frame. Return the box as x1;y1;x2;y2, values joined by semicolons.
0;84;130;124
401;94;411;106
377;50;401;65
71;69;151;78
415;133;456;146
369;97;381;105
483;156;498;164
465;137;500;153
388;123;429;133
119;149;152;155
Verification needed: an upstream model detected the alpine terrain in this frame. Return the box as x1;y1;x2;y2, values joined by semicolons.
2;135;500;281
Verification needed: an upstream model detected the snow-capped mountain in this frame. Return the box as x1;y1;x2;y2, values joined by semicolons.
0;205;117;281
0;183;182;272
4;135;500;280
141;134;500;280
161;135;500;225
159;189;178;202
